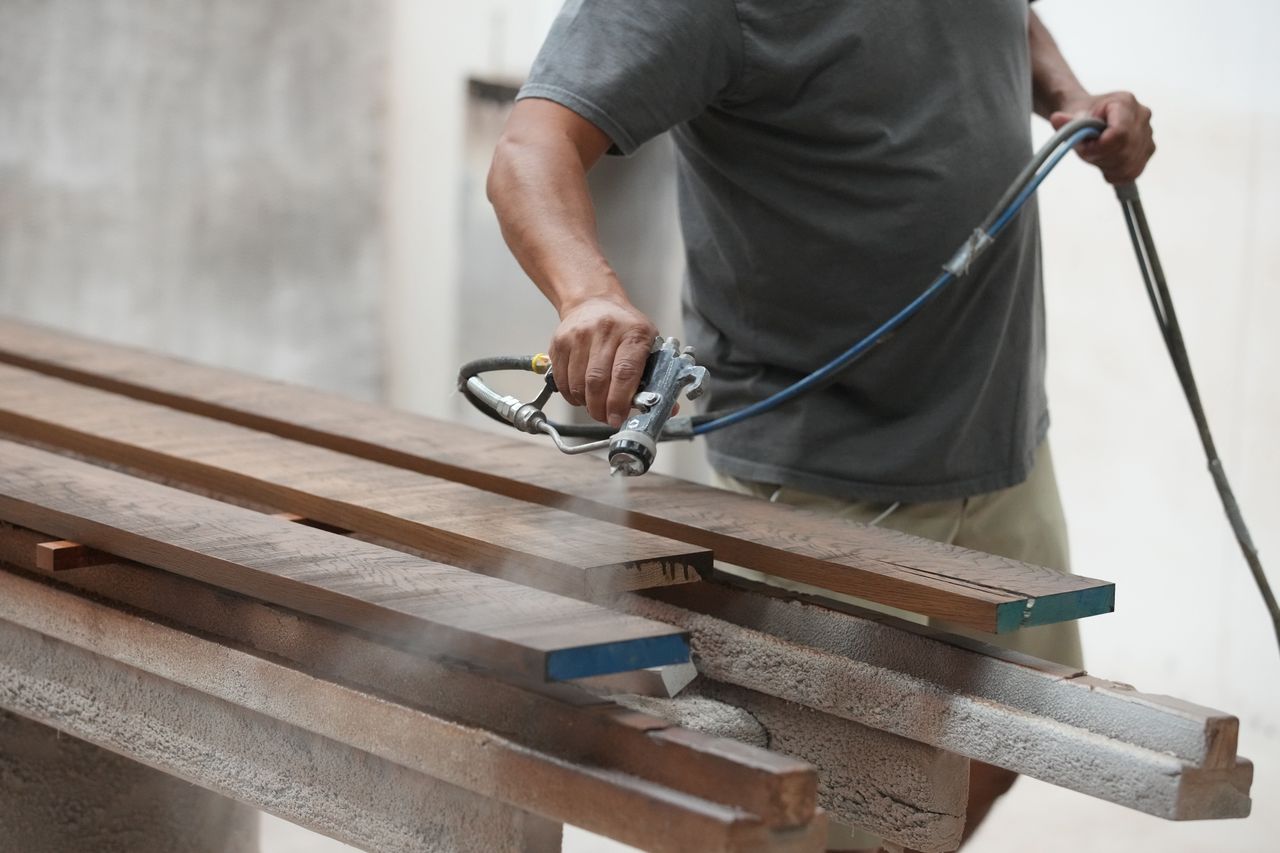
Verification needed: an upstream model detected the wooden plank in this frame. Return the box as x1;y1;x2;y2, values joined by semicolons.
0;318;1112;632
0;440;688;681
1067;675;1240;771
1175;759;1253;821
0;520;818;830
0;568;827;853
0;363;708;600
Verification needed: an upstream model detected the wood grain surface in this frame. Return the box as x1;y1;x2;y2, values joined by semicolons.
0;440;688;681
0;362;708;599
0;318;1114;632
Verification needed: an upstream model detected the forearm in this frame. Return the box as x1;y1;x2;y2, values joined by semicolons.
1028;10;1089;118
487;100;657;424
487;130;625;315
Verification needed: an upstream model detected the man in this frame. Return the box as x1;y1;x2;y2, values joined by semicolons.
488;1;1154;848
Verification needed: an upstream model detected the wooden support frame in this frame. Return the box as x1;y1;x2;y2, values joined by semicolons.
0;516;1250;836
0;521;877;840
0;523;989;850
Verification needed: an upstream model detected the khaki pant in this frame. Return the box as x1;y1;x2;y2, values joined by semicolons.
715;441;1081;849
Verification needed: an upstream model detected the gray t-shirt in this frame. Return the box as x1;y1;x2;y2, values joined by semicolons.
519;0;1046;502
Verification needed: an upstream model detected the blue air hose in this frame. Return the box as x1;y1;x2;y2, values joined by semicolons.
691;118;1104;436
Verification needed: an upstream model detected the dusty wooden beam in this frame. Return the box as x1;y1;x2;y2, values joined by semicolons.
0;440;688;682
34;539;112;572
624;684;969;853
659;577;1241;769
620;580;1251;820
0;569;826;853
0;522;816;831
0;318;1112;633
0;362;708;600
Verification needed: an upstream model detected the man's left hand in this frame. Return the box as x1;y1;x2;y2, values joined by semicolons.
1051;92;1155;185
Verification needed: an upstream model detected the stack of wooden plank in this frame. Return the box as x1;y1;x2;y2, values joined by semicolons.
0;318;1253;853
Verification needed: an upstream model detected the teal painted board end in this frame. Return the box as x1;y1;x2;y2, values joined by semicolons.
993;583;1116;634
546;633;691;681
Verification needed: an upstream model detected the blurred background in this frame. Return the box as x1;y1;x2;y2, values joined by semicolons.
0;1;1274;850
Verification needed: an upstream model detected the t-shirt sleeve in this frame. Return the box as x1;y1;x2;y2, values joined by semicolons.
517;0;744;155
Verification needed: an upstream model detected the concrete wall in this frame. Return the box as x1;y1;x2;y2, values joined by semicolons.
382;0;567;418
0;0;386;399
0;3;387;849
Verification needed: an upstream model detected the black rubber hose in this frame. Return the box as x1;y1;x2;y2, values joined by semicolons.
456;355;542;389
460;383;515;427
1116;183;1280;657
979;117;1107;233
458;355;617;437
457;355;545;426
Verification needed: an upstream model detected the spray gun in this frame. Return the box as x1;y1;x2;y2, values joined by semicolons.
606;337;708;475
458;336;707;477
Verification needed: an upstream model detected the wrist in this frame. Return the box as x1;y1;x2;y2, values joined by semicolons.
555;273;628;317
1043;84;1092;116
1058;89;1094;114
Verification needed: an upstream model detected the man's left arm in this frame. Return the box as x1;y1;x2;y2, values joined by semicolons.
1029;10;1156;184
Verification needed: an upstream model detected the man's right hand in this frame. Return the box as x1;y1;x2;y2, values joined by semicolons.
550;295;658;429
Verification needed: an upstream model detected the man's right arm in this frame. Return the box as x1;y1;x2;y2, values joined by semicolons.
487;99;658;430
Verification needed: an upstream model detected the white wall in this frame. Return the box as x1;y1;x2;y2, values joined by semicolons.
384;0;563;416
976;2;1279;850
392;1;1278;851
